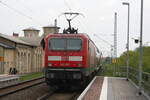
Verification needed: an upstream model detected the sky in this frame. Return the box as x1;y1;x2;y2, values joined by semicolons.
0;0;150;57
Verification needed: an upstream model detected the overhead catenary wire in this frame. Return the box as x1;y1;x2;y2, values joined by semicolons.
62;0;111;54
0;1;32;19
0;1;42;25
94;34;113;46
62;0;86;31
64;0;72;11
65;0;89;31
14;0;34;13
93;34;114;57
60;0;110;56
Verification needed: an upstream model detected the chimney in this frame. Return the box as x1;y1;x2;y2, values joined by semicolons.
13;33;19;37
23;27;40;37
43;26;60;37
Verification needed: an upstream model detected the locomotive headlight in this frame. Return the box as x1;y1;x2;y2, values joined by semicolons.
48;63;52;67
69;56;82;61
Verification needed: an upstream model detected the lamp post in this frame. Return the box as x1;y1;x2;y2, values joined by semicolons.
139;0;143;95
122;2;130;81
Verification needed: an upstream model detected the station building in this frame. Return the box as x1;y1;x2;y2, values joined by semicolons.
0;26;59;74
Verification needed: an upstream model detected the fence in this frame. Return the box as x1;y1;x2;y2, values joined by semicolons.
128;67;150;96
101;65;150;97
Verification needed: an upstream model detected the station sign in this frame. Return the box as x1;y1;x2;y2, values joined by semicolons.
112;59;117;64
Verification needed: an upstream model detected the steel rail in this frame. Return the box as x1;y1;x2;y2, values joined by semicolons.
37;87;58;100
0;76;44;90
69;92;80;100
37;87;82;100
0;77;45;97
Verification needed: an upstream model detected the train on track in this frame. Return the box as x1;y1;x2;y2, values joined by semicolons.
41;12;102;87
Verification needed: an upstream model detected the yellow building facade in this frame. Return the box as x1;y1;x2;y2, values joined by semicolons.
0;28;43;74
0;26;59;74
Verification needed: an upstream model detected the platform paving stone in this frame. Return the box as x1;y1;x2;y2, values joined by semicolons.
82;76;104;100
107;77;147;100
0;74;19;88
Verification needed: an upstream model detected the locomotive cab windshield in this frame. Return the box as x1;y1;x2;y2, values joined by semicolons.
49;38;82;51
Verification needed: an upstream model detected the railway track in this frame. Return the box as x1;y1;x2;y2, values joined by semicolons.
37;90;79;100
0;77;45;97
37;86;58;100
68;92;80;100
37;86;83;100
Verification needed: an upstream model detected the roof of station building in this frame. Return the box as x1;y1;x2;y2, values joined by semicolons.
0;33;42;47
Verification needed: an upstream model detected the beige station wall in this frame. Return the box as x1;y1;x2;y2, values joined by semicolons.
3;49;15;74
0;47;3;56
15;46;43;74
2;46;43;74
0;46;4;74
0;35;44;74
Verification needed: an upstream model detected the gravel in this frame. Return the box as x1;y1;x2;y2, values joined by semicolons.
0;83;50;100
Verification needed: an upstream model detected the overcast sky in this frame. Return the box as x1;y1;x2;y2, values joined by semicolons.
0;0;150;57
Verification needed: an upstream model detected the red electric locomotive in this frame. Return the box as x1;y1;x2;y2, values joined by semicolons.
41;12;102;87
43;33;102;86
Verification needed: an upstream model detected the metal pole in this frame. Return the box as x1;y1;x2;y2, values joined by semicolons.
54;19;58;34
114;12;117;58
110;45;113;64
113;12;117;76
127;3;130;81
122;2;130;81
139;0;143;95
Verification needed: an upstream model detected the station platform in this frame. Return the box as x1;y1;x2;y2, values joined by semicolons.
78;76;148;100
0;74;19;88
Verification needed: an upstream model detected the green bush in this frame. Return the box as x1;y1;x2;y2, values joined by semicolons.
117;46;150;73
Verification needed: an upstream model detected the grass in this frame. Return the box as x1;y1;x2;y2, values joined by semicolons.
97;64;115;76
97;64;127;77
20;72;44;81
